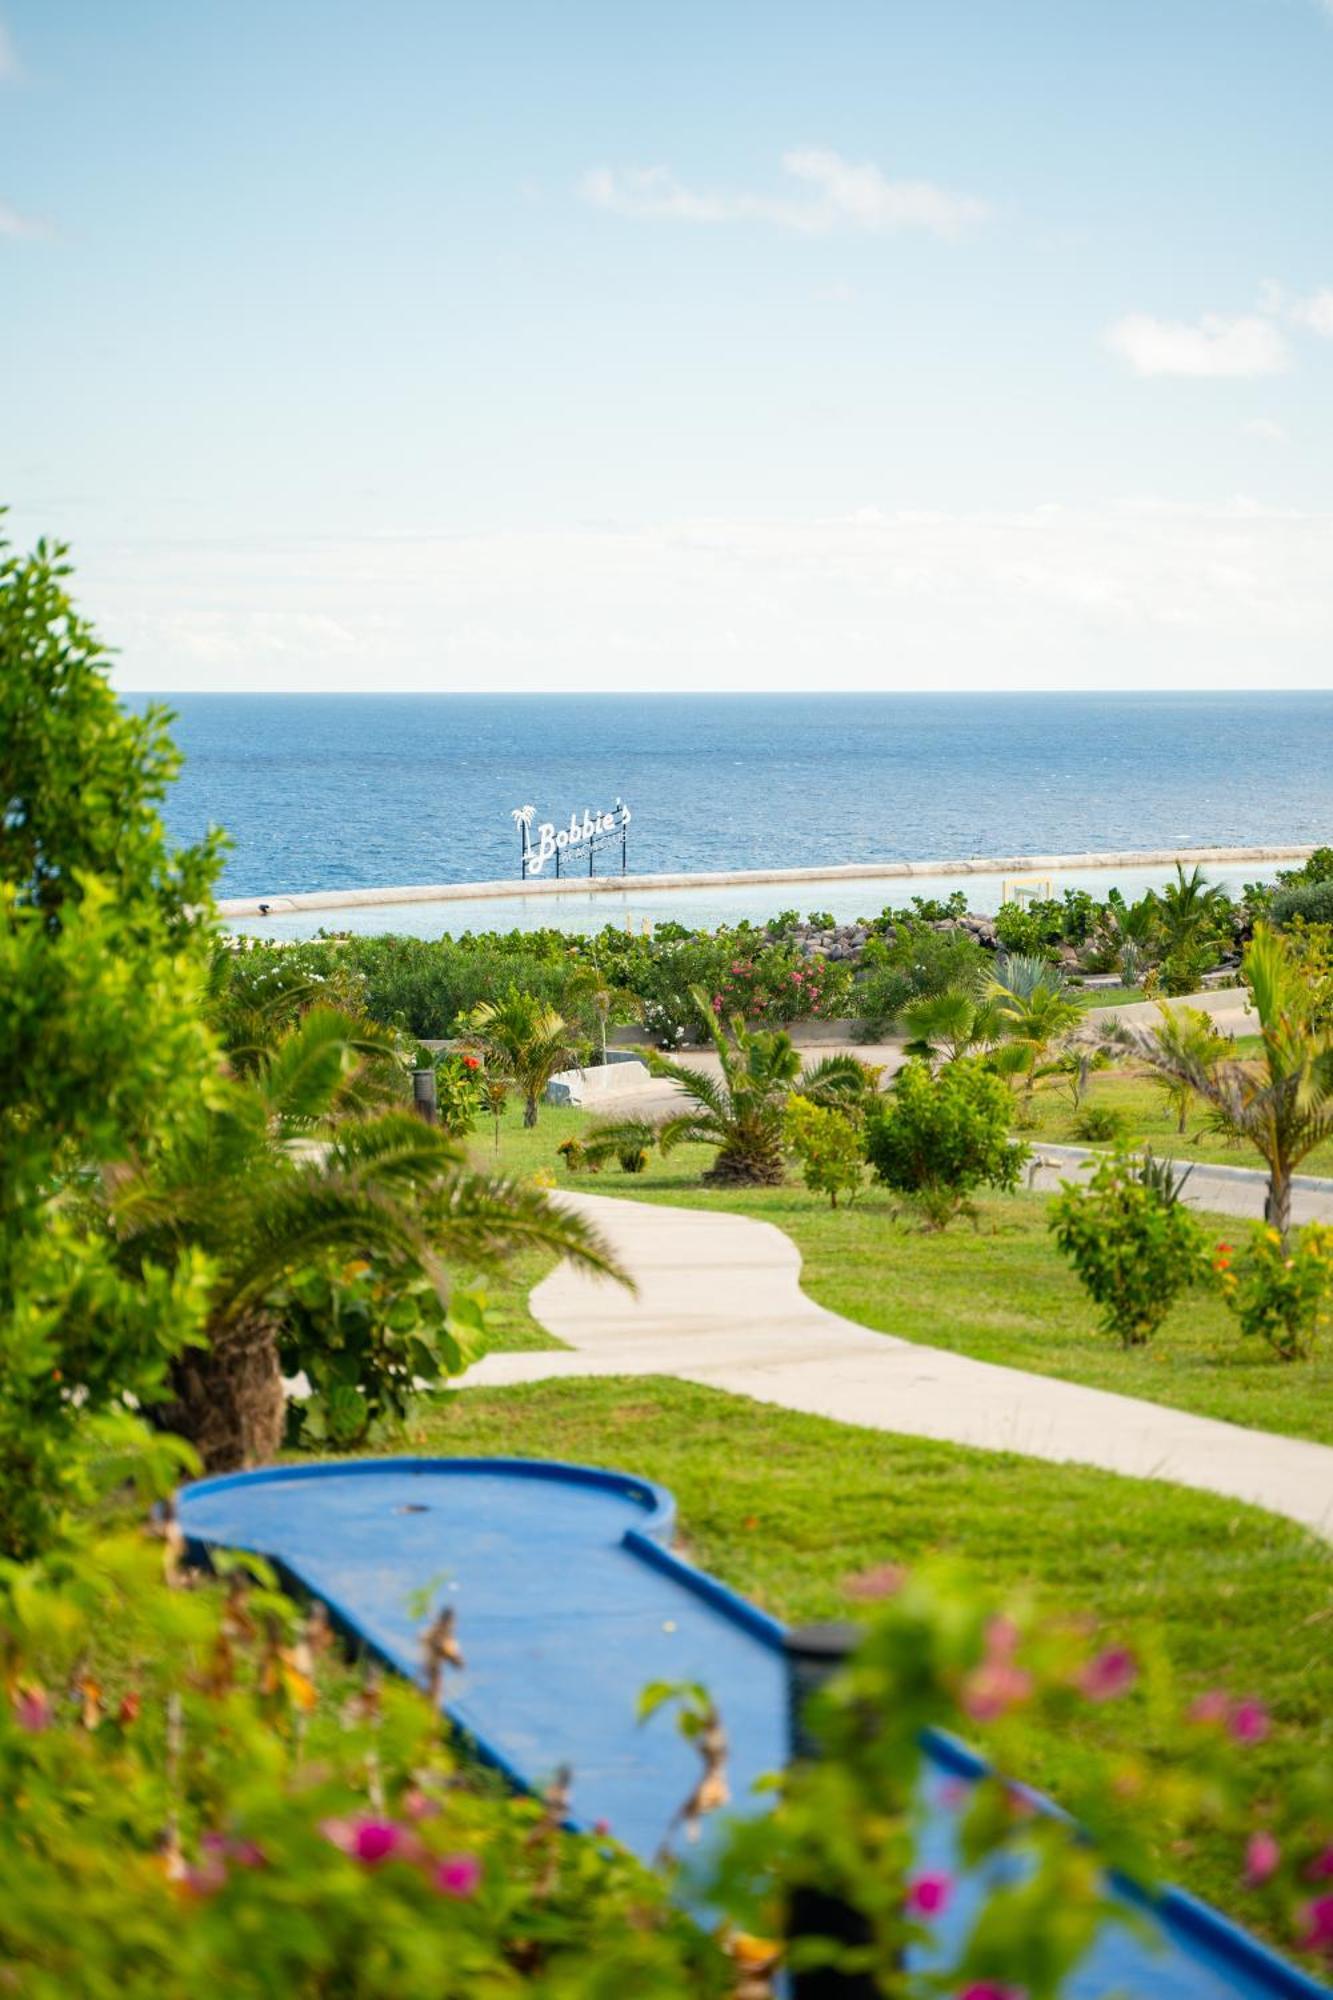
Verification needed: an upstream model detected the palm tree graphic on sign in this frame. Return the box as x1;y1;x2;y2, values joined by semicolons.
512;804;536;872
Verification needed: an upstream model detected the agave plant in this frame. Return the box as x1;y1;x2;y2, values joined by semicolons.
104;1008;618;1470
462;986;578;1126
1107;925;1333;1239
586;988;875;1186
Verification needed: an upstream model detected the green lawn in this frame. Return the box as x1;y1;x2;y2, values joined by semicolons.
474;1102;1333;1445
408;1375;1333;1938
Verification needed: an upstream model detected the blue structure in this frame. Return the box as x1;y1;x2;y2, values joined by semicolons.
176;1456;1328;2000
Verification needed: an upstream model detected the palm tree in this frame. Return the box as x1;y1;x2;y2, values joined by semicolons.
587;989;874;1186
1153;863;1229;959
900;984;1008;1064
1135;1002;1234;1134
1109;925;1333;1238
105;1008;617;1469
988;962;1083;1107
463;987;578;1126
565;958;642;1067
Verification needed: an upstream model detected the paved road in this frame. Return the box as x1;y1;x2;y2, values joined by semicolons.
464;1191;1333;1543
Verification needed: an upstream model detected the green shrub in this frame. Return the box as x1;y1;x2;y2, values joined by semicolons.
1072;1103;1129;1144
1270;880;1333;931
994;899;1064;958
1277;845;1333;888
856;923;986;1034
1048;1148;1209;1346
1217;1222;1333;1361
865;1058;1023;1228
783;1093;866;1208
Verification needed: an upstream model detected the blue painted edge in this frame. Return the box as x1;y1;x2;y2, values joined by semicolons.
176;1456;1331;2000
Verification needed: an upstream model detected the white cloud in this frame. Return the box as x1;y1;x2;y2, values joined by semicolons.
1105;312;1289;378
1291;288;1333;337
0;199;47;240
580;148;989;238
1242;418;1286;441
76;498;1333;695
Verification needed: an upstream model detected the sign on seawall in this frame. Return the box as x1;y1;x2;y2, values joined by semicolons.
512;799;632;879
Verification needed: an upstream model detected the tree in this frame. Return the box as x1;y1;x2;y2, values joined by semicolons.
463;988;578;1126
0;526;221;1555
593;989;872;1186
1110;925;1333;1240
1049;1148;1208;1347
988;962;1083;1108
105;1007;618;1470
1136;1002;1233;1134
783;1094;866;1208
865;1057;1024;1228
564;957;642;1067
900;985;1007;1064
1152;863;1230;961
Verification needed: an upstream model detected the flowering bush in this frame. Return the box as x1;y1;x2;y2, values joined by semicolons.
1049;1148;1210;1346
431;1050;484;1138
1216;1222;1333;1360
0;1512;727;1999
712;1562;1333;1995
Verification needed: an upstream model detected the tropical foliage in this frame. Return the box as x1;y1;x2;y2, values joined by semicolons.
865;1057;1023;1228
1049;1148;1209;1347
463;988;578;1127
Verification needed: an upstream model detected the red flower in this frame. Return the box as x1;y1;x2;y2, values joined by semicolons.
462;1055;480;1071
1230;1698;1271;1744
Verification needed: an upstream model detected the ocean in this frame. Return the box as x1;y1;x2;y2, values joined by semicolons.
135;691;1333;931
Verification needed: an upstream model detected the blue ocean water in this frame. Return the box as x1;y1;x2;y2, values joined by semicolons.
138;692;1333;902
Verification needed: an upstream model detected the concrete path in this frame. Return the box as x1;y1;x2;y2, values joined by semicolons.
1027;1144;1333;1226
464;1191;1333;1543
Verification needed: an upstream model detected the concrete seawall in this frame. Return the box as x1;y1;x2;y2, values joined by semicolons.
216;843;1314;921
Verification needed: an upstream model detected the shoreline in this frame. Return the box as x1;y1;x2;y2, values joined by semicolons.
216;842;1314;921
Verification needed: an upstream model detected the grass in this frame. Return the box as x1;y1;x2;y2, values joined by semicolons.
458;1245;564;1352
407;1374;1333;1935
474;1101;1333;1445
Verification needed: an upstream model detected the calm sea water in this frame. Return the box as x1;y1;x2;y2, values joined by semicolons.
138;692;1333;908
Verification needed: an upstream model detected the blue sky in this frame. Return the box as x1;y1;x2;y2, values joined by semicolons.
2;0;1332;691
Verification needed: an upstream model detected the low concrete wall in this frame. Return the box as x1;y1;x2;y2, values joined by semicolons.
544;1055;653;1108
216;843;1314;921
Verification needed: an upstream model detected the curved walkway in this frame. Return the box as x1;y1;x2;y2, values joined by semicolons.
463;1191;1333;1543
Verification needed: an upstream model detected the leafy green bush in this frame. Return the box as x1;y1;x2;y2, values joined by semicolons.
1216;1222;1333;1361
865;1058;1023;1227
1271;880;1333;931
1277;845;1333;888
280;1263;482;1448
1072;1103;1129;1144
856;923;986;1034
994;899;1064;958
783;1093;866;1208
1049;1149;1209;1346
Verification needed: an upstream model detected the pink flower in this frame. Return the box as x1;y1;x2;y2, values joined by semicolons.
1297;1895;1333;1957
1080;1647;1138;1702
354;1820;404;1864
1245;1832;1280;1886
1230;1699;1271;1744
985;1615;1020;1660
843;1561;907;1602
962;1660;1033;1722
434;1852;482;1899
593;1818;613;1837
1188;1689;1230;1726
958;1986;1025;2000
907;1870;953;1919
1308;1848;1333;1881
13;1687;51;1732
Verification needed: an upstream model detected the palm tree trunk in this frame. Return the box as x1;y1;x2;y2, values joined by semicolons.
524;1091;539;1128
1264;1166;1292;1244
154;1309;287;1473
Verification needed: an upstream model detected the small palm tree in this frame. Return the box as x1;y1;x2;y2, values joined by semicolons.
588;989;873;1186
1110;925;1333;1239
106;1008;616;1469
900;984;1008;1064
463;987;578;1127
565;959;642;1067
1153;863;1229;958
1136;1002;1234;1134
989;962;1083;1107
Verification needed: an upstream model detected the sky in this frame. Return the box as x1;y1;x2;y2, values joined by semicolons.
2;0;1332;694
